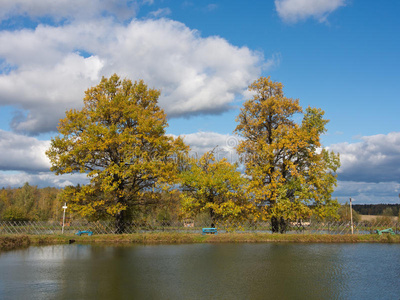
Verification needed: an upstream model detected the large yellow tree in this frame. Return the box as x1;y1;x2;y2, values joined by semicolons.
46;74;187;233
235;77;340;232
179;151;252;227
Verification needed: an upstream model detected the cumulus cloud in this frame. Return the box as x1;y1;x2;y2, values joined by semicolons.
0;130;243;187
0;130;51;172
0;129;399;204
180;131;400;204
179;131;241;160
0;0;138;23
334;181;400;204
275;0;346;23
329;132;400;183
180;131;400;186
0;53;104;133
0;171;88;188
0;18;263;134
0;130;242;188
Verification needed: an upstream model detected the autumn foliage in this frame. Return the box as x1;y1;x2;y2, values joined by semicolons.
179;151;253;227
46;74;187;232
45;75;340;233
235;77;340;232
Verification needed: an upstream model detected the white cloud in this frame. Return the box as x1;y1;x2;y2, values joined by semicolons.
178;132;244;164
0;18;263;134
0;0;137;23
322;132;400;204
0;130;242;187
0;130;51;172
180;131;400;204
180;131;400;185
180;131;241;158
0;53;104;133
0;129;89;187
329;132;400;183
275;0;346;23
106;19;262;117
0;171;88;188
334;181;400;204
148;8;172;18
0;129;399;204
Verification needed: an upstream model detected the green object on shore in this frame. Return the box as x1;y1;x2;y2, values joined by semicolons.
376;228;395;235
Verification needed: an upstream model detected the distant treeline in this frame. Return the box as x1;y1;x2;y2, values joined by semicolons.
1;182;399;221
0;183;62;221
352;204;400;216
0;183;181;223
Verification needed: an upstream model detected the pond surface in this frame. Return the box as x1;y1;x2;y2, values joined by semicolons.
0;243;399;299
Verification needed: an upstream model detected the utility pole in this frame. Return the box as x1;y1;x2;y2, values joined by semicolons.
350;198;354;235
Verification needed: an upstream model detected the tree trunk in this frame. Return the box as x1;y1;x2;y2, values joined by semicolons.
210;208;216;228
271;216;287;234
115;210;126;234
271;216;279;233
279;216;287;234
114;192;126;234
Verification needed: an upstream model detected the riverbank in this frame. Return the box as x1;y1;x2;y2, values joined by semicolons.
1;232;400;251
0;235;31;251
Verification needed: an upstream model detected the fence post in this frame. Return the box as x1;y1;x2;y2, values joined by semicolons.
350;198;354;235
62;203;67;234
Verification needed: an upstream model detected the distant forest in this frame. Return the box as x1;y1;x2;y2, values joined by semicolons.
352;204;400;216
0;183;62;221
0;183;180;223
0;183;399;221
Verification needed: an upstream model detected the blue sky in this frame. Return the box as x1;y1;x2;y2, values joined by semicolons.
165;0;400;144
0;0;399;204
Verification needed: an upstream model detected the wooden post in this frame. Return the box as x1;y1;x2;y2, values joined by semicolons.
398;194;400;234
62;203;67;234
350;198;354;235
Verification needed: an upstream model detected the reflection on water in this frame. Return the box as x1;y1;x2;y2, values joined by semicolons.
1;243;399;299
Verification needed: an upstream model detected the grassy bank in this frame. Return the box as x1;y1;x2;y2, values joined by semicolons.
65;232;400;244
2;232;400;251
0;235;31;251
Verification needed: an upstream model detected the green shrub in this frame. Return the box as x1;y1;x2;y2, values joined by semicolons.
338;204;360;223
2;206;29;221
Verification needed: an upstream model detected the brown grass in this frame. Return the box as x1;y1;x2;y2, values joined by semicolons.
1;232;399;251
0;235;31;251
360;215;399;222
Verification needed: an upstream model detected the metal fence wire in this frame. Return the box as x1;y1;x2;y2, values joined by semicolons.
0;220;399;235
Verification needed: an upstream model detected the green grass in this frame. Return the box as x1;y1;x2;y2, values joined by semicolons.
2;232;400;251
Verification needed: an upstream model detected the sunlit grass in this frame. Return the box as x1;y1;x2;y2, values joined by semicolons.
2;232;400;251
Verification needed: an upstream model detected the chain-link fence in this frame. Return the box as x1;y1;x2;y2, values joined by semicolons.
1;220;399;235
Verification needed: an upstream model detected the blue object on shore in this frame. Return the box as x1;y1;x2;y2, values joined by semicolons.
202;228;217;235
75;230;93;236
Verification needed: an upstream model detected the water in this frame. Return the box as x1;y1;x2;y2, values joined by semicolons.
0;243;399;299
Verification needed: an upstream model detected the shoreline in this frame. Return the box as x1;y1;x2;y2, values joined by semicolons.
1;232;400;251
